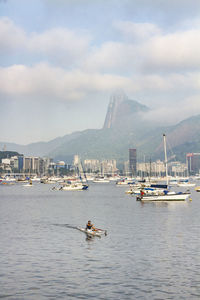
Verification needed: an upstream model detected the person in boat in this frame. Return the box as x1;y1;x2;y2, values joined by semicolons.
140;189;145;197
86;220;95;231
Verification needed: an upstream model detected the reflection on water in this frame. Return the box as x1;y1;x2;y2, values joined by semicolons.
0;182;200;299
140;201;189;209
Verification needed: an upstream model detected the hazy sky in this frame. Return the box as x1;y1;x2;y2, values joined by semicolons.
1;0;200;144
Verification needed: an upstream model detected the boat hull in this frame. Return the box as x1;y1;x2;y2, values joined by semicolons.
137;193;189;202
78;228;106;237
61;184;88;191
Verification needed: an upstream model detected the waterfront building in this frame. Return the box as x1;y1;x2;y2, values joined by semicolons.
100;160;118;176
10;156;19;170
31;157;40;174
137;160;165;177
18;156;24;171
42;157;53;175
0;154;55;176
137;160;187;178
23;157;32;172
84;159;100;173
2;158;11;165
169;161;187;177
83;159;118;176
186;153;200;175
73;155;80;166
123;161;130;176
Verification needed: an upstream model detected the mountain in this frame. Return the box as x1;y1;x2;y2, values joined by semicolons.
0;131;83;157
0;151;22;161
103;90;149;129
1;92;200;164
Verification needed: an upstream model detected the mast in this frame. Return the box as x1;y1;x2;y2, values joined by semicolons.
163;134;168;185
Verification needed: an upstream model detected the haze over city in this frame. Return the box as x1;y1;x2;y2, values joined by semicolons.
1;0;200;144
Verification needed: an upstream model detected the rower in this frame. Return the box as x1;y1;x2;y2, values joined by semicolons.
86;220;95;230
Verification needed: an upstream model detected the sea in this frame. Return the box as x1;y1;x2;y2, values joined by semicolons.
0;181;200;299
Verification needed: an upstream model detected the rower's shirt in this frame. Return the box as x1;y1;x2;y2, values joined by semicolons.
86;224;93;229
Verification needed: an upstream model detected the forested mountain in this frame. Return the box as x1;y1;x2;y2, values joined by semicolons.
1;92;200;164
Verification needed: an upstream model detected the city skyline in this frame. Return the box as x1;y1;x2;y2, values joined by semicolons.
1;0;200;144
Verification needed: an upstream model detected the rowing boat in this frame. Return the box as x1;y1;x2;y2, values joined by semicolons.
77;227;107;237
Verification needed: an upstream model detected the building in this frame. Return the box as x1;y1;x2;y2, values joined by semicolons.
129;149;137;176
23;157;32;172
100;160;118;176
84;159;100;173
186;153;200;175
169;161;187;177
73;155;80;166
31;157;40;173
18;156;24;171
137;160;165;177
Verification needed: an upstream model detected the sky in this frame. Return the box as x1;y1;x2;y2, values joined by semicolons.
0;0;200;145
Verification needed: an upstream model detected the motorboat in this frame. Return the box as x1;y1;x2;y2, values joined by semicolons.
93;177;110;183
137;191;190;202
116;178;135;185
60;181;88;191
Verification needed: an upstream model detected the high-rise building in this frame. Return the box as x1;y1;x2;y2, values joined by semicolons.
186;153;200;175
73;155;80;166
23;157;32;172
84;159;100;173
18;156;24;171
129;149;137;176
32;157;40;173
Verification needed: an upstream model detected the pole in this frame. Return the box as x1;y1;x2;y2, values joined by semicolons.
163;134;168;185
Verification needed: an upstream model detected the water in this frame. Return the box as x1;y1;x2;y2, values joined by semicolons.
0;182;200;299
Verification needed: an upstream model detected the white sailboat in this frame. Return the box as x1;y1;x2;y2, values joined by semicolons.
137;134;190;202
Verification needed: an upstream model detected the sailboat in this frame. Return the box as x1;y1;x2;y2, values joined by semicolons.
137;134;190;202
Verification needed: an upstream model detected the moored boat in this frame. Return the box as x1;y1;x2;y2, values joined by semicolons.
60;181;88;191
195;186;200;192
137;191;190;202
93;177;110;183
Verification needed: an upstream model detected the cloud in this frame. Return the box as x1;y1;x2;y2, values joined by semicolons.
114;21;161;41
1;62;200;114
1;16;200;134
28;28;90;67
0;17;26;53
141;29;200;72
0;17;90;67
82;21;200;75
141;92;200;125
1;17;200;75
0;63;132;101
83;42;137;73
